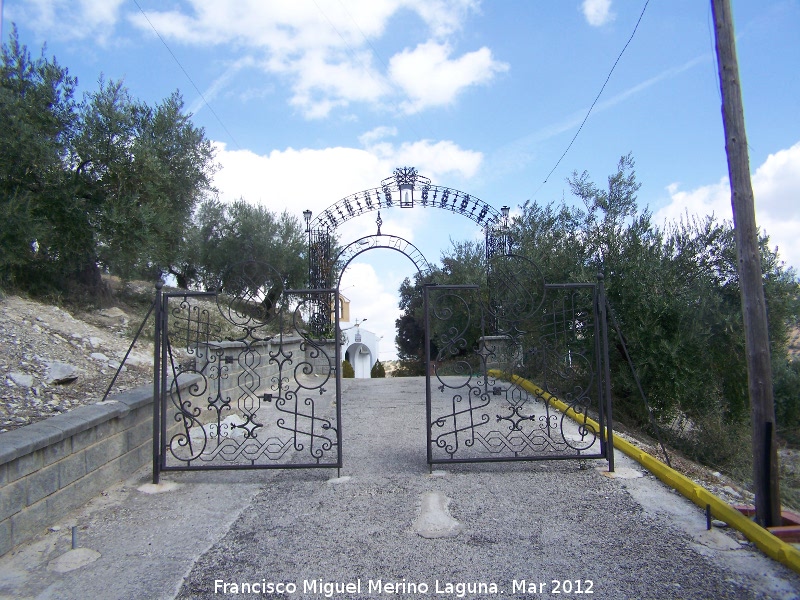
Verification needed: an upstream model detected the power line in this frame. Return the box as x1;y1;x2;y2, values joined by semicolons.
535;0;650;196
132;0;242;150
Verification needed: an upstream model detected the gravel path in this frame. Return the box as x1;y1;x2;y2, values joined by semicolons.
177;378;800;600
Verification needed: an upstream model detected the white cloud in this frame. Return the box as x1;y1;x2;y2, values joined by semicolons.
212;144;383;215
389;41;508;113
582;0;615;27
358;126;398;146
367;138;483;180
212;136;483;219
288;49;391;116
403;0;482;38
124;1;498;118
654;180;729;226
10;0;125;42
654;142;800;270
14;1;501;119
131;0;479;49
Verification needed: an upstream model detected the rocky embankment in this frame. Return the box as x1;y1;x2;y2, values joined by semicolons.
0;295;152;433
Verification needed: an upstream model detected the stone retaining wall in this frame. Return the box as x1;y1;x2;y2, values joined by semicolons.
0;378;195;556
192;337;336;400
194;336;337;397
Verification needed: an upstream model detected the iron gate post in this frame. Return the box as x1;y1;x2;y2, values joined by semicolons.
152;281;163;484
334;291;343;472
159;291;170;479
593;283;607;460
598;274;615;472
424;284;433;468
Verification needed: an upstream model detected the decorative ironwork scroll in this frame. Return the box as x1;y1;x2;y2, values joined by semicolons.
153;261;340;481
309;228;334;291
425;255;613;465
334;234;434;279
485;216;514;263
308;168;503;233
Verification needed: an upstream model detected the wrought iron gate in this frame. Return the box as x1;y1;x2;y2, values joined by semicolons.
152;262;340;482
424;254;614;467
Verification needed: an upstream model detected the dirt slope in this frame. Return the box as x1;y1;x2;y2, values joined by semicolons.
0;293;153;433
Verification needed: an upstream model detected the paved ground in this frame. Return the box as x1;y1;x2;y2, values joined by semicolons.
2;378;799;599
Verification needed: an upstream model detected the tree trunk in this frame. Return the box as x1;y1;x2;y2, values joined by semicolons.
72;260;111;304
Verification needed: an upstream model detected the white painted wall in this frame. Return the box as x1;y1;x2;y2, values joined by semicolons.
342;326;380;378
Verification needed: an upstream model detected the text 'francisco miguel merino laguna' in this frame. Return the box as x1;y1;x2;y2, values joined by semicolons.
214;578;503;597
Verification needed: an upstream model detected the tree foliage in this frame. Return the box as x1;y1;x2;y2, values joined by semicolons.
173;198;307;293
0;27;80;292
508;155;799;458
403;154;800;463
75;80;215;281
393;241;488;375
394;273;433;376
1;30;216;297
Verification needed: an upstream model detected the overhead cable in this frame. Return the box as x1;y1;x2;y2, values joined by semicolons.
537;0;651;192
133;0;242;150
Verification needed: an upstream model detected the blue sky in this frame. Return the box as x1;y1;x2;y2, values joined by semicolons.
4;0;799;359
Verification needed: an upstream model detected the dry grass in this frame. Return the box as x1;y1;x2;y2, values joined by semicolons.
106;277;290;346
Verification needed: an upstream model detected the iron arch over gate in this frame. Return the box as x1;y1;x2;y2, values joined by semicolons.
303;167;510;294
309;167;504;233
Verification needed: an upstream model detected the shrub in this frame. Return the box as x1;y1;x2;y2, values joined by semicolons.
371;360;386;378
342;359;355;378
673;410;752;480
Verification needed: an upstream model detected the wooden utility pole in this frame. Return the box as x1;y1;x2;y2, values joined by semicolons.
711;0;781;527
